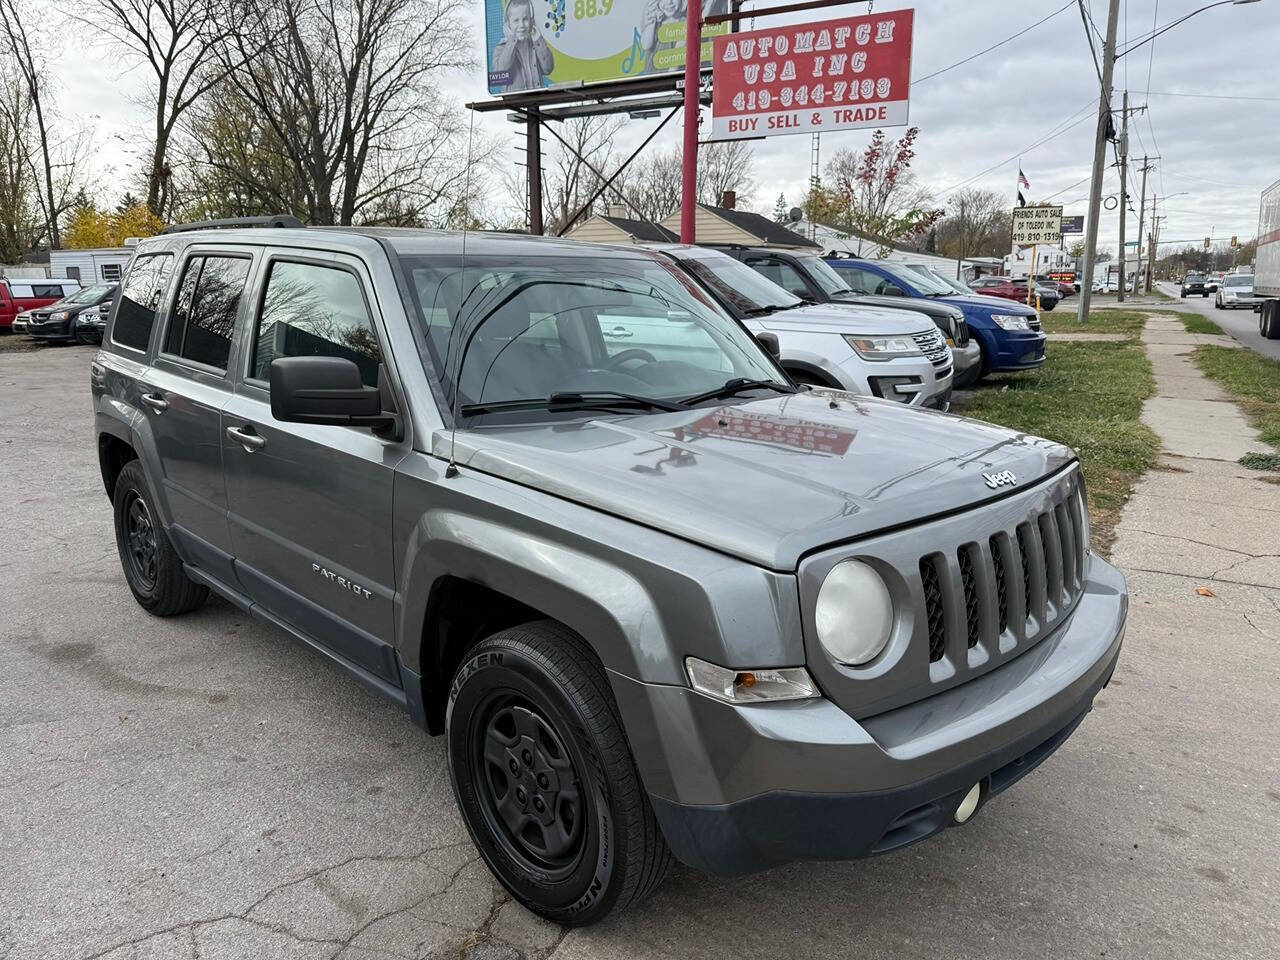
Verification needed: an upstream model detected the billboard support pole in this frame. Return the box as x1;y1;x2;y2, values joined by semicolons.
527;106;543;235
680;9;702;243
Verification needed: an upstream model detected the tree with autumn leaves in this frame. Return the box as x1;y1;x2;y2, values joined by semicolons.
803;127;945;257
64;203;165;249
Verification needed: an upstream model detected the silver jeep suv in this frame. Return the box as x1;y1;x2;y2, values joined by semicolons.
92;220;1127;926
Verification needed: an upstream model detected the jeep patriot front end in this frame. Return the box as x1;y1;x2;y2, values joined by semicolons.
92;222;1126;925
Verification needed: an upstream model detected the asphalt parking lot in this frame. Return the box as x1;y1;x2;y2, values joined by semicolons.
3;344;1278;960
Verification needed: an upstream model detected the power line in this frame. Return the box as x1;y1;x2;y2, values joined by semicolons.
1162;169;1263;190
913;0;1076;85
1076;0;1102;85
936;105;1096;197
1146;90;1280;102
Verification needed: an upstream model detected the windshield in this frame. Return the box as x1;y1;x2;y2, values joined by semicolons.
905;264;970;295
796;255;856;296
398;253;785;421
63;284;115;305
873;260;952;295
1224;275;1251;288
673;250;801;315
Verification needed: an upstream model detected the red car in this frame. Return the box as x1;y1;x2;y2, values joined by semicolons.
0;278;82;331
969;275;1060;310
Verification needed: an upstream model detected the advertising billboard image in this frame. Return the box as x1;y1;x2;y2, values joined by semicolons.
711;8;914;141
484;0;732;96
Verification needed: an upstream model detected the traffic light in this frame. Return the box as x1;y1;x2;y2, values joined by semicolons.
1204;237;1211;250
1231;235;1238;248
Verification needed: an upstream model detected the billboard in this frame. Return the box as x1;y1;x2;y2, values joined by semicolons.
710;9;914;141
1060;214;1084;234
483;0;731;95
1011;205;1063;246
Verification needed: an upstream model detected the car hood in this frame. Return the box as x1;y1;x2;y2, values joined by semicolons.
943;294;1037;317
435;392;1075;570
831;293;962;320
756;302;935;335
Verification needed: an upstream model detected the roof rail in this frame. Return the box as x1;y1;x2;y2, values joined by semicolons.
161;215;304;235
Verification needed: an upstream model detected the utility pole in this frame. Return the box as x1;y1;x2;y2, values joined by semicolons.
679;8;703;242
1134;156;1152;295
1116;91;1129;303
1078;0;1121;323
1147;208;1163;293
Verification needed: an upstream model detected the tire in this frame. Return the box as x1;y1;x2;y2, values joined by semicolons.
112;460;208;615
446;621;672;926
1042;300;1056;311
786;368;836;389
74;325;96;345
1262;301;1280;340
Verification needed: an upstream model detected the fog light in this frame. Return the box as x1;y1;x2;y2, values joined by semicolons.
684;657;818;704
954;782;982;823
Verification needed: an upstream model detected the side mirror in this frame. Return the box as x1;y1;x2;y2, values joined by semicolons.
270;356;393;430
883;285;906;297
755;331;781;359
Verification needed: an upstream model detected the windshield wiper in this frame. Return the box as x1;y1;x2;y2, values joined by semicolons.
742;304;787;317
681;378;797;405
460;391;690;417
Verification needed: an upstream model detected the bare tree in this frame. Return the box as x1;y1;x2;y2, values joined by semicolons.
933;187;1010;261
0;64;43;261
542;115;625;234
697;140;756;207
0;0;60;246
215;0;474;226
73;0;229;218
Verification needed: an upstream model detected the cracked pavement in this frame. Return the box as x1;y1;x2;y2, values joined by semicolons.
2;343;1278;960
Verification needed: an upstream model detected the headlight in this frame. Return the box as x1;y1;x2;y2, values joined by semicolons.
685;657;818;704
843;334;921;360
814;559;894;665
50;310;69;319
991;314;1031;331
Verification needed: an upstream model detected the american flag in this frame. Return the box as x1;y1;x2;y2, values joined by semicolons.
1018;168;1031;190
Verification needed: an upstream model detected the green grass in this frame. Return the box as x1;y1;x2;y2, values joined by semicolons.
1193;345;1280;452
955;340;1158;554
1041;309;1149;336
1181;315;1224;335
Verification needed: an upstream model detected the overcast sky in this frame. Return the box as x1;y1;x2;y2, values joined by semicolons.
56;0;1280;256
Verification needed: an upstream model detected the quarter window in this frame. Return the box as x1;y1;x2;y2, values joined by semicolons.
164;255;250;371
250;261;381;386
113;254;174;351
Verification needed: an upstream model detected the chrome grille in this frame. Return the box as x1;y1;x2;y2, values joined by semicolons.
1027;315;1042;331
912;328;950;368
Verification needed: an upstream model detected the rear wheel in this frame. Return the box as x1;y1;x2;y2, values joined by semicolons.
112;460;208;615
447;621;671;926
1262;301;1280;340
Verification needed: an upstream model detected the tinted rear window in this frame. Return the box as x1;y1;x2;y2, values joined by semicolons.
113;254;174;351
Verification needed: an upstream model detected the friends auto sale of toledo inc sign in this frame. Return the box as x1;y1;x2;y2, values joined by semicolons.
711;8;913;141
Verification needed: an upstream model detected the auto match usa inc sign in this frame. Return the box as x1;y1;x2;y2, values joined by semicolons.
711;8;914;141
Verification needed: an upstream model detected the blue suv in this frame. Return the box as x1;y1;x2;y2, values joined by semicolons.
826;258;1046;379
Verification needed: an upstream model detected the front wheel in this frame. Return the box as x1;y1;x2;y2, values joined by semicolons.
1262;302;1280;340
446;621;671;926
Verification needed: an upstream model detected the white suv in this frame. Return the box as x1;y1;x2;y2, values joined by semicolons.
651;245;952;409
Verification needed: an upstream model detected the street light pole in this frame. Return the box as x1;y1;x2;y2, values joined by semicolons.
1135;156;1152;293
1077;0;1121;323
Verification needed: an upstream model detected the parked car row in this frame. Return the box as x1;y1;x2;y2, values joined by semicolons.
90;218;1125;925
2;277;118;344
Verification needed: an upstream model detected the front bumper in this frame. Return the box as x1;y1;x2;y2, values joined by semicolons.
977;326;1047;372
614;556;1126;874
27;316;73;339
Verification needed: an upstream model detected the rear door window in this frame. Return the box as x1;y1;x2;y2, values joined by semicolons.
747;258;811;299
163;255;251;371
250;260;382;386
113;253;175;352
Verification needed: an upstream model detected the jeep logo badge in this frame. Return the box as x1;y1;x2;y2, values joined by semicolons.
983;470;1017;490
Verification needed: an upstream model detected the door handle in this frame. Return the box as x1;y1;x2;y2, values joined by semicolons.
605;326;633;338
140;392;168;413
226;425;266;452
